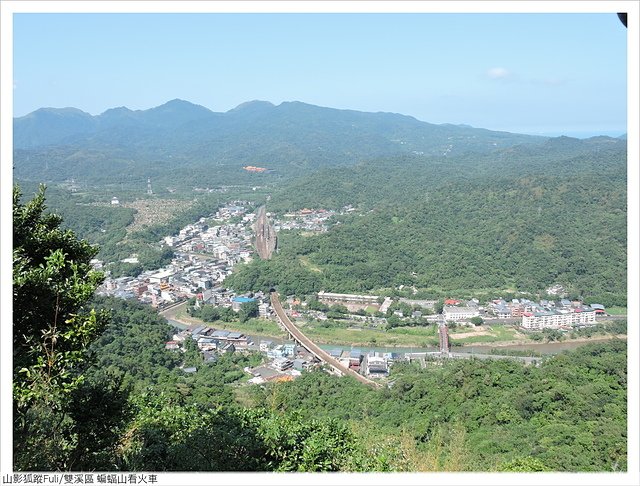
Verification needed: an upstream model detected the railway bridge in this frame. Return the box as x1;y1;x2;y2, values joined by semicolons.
270;292;381;388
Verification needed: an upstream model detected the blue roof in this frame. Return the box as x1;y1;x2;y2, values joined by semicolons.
233;297;256;303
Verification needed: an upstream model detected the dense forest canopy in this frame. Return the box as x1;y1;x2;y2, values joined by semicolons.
227;138;626;304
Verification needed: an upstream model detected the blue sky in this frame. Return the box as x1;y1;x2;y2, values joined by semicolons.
13;12;627;137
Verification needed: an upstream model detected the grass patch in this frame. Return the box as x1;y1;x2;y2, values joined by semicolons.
172;310;286;339
299;255;323;272
304;324;439;347
389;326;437;337
450;325;521;344
215;318;286;338
606;306;627;316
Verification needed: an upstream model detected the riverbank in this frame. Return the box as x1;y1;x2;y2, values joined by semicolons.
160;302;287;340
160;302;626;352
302;327;626;350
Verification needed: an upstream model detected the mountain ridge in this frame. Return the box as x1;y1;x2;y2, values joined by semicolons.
14;99;623;189
14;98;544;150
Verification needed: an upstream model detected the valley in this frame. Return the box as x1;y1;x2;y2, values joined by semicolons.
11;98;629;474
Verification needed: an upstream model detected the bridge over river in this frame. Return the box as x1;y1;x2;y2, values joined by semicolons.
270;292;382;387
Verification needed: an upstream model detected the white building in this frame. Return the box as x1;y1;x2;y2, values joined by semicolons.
443;305;480;322
317;291;380;304
272;357;293;371
366;356;388;377
259;303;271;318
148;269;175;284
522;307;596;330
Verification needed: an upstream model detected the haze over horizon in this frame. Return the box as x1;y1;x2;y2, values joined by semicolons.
12;12;627;139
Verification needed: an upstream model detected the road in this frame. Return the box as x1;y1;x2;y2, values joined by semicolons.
270;291;381;388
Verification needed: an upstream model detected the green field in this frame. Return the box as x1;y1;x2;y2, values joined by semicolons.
448;326;520;345
302;323;442;347
301;321;526;348
606;306;627;316
173;307;286;339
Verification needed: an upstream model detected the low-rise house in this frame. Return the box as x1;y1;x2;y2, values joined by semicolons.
511;305;525;317
366;355;388;378
197;337;217;351
191;326;207;339
232;296;256;311
221;343;235;354
203;351;218;363
273;357;293;371
590;304;607;315
293;359;307;371
349;349;362;368
165;341;180;351
258;303;271;318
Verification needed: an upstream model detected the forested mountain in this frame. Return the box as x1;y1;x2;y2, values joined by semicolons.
228;138;627;304
13;174;628;474
14;99;546;187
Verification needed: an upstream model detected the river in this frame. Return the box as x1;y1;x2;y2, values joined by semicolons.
163;312;621;357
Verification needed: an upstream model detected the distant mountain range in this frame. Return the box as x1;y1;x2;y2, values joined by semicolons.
13;99;625;188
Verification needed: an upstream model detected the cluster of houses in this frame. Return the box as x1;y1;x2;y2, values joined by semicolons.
275;208;337;232
166;322;323;382
306;292;606;334
490;298;602;329
274;205;358;233
316;291;393;313
327;348;399;378
443;297;604;330
167;325;251;362
96;202;258;308
163;202;254;255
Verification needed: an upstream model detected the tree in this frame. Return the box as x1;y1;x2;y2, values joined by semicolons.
498;457;551;472
199;305;221;322
239;300;259;323
469;316;484;326
13;185;110;470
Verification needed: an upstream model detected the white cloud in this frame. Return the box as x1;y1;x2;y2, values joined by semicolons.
487;67;510;79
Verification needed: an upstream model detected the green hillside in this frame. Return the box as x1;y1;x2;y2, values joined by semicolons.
228;139;627;304
13;99;545;189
